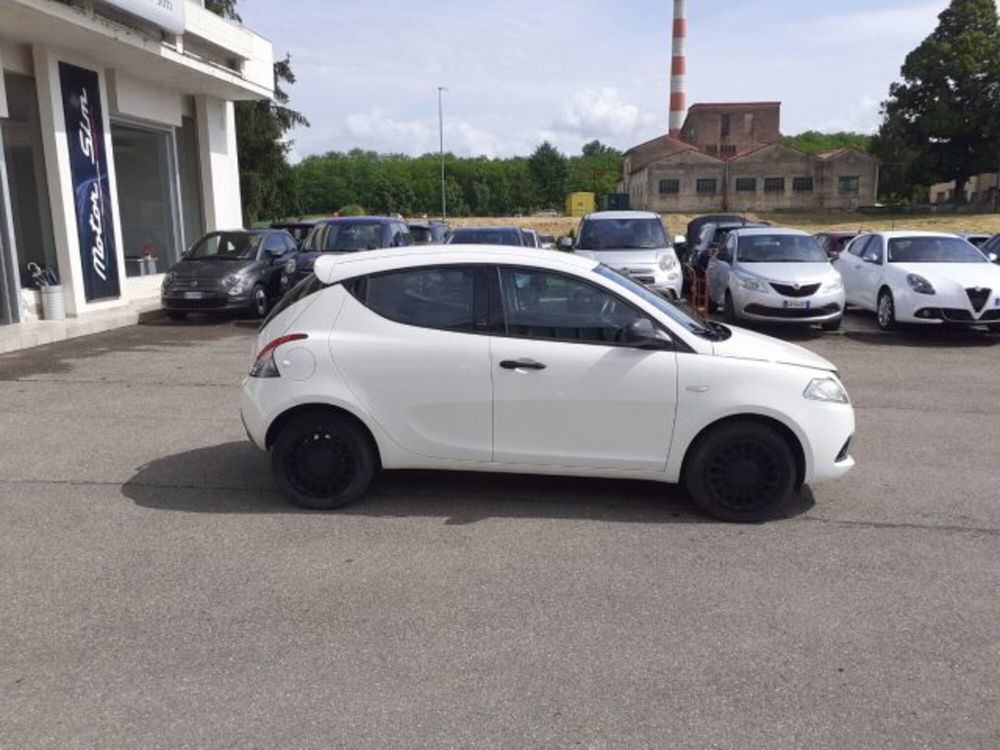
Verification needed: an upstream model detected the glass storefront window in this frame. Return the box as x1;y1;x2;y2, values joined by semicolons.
1;73;59;289
111;123;181;278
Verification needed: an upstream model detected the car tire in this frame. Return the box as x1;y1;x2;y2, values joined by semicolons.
724;290;737;323
821;317;843;332
166;311;187;321
684;421;796;523
250;283;270;318
877;289;897;331
271;411;377;511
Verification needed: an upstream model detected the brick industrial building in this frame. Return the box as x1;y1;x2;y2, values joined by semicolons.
623;2;879;213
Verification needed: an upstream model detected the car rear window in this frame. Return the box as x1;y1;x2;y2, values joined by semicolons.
351;267;477;332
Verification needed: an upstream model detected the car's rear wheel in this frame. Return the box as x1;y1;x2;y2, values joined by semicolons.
877;289;897;331
685;422;796;523
166;311;187;321
821;316;843;332
251;284;270;318
271;411;377;510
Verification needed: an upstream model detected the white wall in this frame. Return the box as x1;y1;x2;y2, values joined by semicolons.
107;71;182;127
195;94;242;230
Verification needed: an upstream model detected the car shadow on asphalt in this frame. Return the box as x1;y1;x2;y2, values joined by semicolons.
120;441;816;525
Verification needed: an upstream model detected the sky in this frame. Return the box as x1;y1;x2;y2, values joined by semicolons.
232;0;949;161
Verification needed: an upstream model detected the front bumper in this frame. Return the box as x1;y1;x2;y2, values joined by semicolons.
162;287;254;312
732;286;845;323
800;400;856;484
894;287;1000;325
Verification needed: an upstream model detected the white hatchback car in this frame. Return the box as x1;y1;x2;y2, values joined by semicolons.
834;231;1000;331
241;246;855;522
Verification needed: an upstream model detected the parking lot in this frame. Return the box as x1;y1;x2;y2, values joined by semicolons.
2;313;999;749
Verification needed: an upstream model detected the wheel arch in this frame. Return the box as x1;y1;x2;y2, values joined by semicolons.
265;403;383;469
679;413;806;489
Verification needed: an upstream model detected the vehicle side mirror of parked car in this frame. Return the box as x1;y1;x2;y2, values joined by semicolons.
989;252;998;263
674;235;686;246
862;251;879;264
624;318;672;350
267;246;285;259
559;237;574;251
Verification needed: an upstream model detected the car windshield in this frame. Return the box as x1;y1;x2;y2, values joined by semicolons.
737;234;828;263
449;228;522;245
596;265;725;340
888;236;988;263
578;219;668;250
833;236;857;253
185;232;261;260
304;222;384;252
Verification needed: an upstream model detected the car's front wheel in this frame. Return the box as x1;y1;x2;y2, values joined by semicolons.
251;283;270;318
684;421;796;522
877;289;897;331
271;411;377;510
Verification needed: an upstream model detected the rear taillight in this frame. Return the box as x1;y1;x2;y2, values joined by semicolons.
249;333;308;378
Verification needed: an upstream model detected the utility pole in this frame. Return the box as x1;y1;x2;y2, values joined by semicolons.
438;86;447;221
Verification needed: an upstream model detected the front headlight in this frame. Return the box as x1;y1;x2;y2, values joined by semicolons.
161;272;176;291
735;274;767;292
284;258;297;275
223;273;250;296
804;377;850;404
907;274;936;295
658;253;678;271
821;275;844;292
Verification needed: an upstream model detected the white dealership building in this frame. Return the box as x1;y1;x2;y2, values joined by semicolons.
0;0;274;339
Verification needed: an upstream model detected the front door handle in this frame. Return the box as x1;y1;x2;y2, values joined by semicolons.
500;359;547;371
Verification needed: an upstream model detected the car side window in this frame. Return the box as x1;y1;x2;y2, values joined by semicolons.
862;237;883;264
352;266;477;332
262;233;286;254
283;235;298;253
848;235;871;258
498;267;648;345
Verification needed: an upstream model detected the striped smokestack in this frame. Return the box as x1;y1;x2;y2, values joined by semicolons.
669;0;687;138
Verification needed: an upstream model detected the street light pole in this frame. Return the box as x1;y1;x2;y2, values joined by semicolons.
438;86;447;221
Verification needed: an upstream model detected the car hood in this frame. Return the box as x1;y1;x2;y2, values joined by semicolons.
893;262;1000;288
171;259;249;279
734;262;835;284
575;248;672;266
712;326;837;373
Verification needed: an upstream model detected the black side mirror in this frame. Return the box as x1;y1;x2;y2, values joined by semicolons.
624;318;672;350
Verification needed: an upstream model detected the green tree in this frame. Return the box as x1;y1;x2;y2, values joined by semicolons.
567;140;623;196
527;141;568;209
876;0;1000;202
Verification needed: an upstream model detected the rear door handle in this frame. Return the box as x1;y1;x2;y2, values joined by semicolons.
500;359;547;371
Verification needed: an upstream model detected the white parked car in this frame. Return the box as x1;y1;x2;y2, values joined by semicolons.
566;211;684;300
241;246;855;522
834;231;1000;331
707;228;845;331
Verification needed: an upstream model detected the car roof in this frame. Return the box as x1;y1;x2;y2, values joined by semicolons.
316;216;399;225
730;227;810;237
451;225;521;232
874;230;968;239
583;211;660;221
271;221;316;227
313;245;597;285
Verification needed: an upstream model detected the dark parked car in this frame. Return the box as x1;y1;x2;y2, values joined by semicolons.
270;220;317;249
954;232;991;248
977;233;1000;263
161;229;298;320
814;231;861;259
281;216;412;291
685;214;751;249
408;221;449;244
447;226;525;246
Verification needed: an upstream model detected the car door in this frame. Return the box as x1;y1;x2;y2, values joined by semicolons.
835;235;869;307
856;235;886;310
707;234;734;305
260;233;292;296
490;266;678;471
332;265;494;461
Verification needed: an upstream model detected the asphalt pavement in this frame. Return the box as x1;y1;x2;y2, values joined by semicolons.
1;311;998;749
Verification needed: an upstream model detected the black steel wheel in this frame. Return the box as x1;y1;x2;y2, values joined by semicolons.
271;411;377;510
685;422;796;522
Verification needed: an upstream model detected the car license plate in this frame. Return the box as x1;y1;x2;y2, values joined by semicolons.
182;291;206;299
783;300;810;309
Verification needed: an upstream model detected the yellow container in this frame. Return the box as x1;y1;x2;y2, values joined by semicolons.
565;192;596;217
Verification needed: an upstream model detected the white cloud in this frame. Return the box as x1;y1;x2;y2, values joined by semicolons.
341;108;510;158
556;88;643;137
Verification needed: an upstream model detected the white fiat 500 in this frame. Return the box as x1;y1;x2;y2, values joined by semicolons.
241;246;855;522
834;231;1000;331
707;228;846;331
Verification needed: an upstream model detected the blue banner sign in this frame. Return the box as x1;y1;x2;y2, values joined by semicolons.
59;62;120;302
